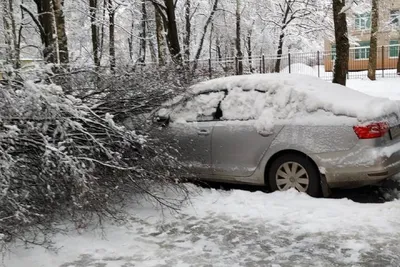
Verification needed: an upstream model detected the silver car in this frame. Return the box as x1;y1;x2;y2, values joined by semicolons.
153;74;400;197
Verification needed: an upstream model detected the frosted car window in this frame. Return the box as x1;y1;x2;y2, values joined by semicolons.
170;92;225;122
220;88;266;121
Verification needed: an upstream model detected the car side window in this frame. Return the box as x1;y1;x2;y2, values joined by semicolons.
170;91;226;122
220;88;266;121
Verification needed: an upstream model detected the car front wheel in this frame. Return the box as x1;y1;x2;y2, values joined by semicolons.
268;154;321;197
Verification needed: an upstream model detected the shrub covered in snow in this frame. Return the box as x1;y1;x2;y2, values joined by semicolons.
0;69;189;248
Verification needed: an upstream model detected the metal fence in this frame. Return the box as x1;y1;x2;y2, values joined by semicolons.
188;45;400;81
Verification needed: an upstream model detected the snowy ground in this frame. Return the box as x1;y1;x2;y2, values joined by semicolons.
4;184;400;267
4;76;400;267
347;78;400;100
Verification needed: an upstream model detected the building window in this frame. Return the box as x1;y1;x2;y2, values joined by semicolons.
390;10;400;26
331;44;336;60
389;40;399;58
354;41;370;60
355;12;371;30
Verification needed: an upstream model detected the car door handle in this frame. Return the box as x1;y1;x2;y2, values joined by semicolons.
198;129;210;136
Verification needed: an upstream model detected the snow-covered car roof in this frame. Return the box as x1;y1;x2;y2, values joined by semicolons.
189;74;400;122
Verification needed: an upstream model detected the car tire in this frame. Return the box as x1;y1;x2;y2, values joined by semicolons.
268;154;321;197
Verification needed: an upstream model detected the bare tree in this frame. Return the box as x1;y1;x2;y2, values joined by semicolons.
332;0;349;86
154;6;166;65
89;0;100;67
236;0;243;75
52;0;69;64
396;15;400;75
216;36;222;61
367;0;378;80
398;43;400;75
184;0;191;62
108;0;116;71
165;0;182;63
246;22;254;73
28;0;56;63
152;0;182;64
23;0;69;64
2;0;13;64
192;0;219;71
272;0;316;72
139;0;147;63
99;0;107;62
2;0;19;68
273;1;292;73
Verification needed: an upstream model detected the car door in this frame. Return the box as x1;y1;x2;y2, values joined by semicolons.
164;121;215;177
211;89;281;178
157;91;225;178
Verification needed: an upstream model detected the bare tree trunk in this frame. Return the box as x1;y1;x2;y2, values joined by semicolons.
209;22;213;60
52;0;69;64
184;0;190;62
108;0;115;72
33;0;57;63
236;0;243;75
6;0;19;68
332;0;349;86
155;6;166;65
90;0;100;67
247;29;253;73
274;33;285;73
9;0;17;59
274;2;291;73
397;43;400;75
147;36;157;62
139;0;147;63
128;11;134;61
16;0;25;68
2;0;13;64
192;0;219;71
216;37;222;61
99;0;107;62
164;0;182;64
367;0;378;80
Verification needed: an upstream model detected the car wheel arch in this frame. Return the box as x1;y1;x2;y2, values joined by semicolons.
263;149;321;188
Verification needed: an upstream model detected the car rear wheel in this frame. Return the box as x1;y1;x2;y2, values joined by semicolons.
268;154;321;197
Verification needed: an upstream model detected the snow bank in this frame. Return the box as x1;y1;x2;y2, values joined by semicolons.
189;74;400;128
347;78;400;101
281;63;316;75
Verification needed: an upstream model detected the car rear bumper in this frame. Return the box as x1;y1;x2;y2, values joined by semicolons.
312;142;400;188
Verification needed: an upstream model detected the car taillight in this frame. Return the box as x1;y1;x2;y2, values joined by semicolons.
353;122;389;139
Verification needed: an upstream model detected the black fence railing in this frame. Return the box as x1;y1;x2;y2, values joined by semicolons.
185;45;399;81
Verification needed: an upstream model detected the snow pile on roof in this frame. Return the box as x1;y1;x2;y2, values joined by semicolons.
169;92;225;122
220;88;266;121
189;74;400;125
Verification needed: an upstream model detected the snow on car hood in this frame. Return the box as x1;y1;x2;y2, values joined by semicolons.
189;74;400;124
